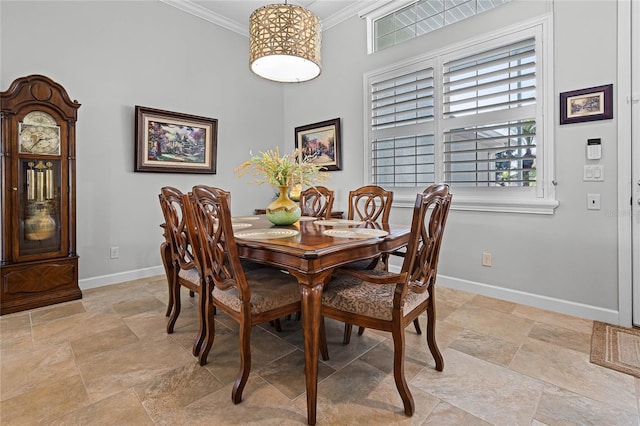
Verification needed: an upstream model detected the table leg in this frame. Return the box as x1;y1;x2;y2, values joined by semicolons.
294;270;332;426
301;282;322;426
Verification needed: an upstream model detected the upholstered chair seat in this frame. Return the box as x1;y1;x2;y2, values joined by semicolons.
212;268;300;314
323;270;430;321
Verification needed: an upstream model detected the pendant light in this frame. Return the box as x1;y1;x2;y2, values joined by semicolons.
249;2;322;83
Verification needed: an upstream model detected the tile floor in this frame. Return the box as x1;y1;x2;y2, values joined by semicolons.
1;275;638;425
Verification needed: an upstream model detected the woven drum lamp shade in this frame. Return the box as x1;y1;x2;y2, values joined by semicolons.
249;3;322;83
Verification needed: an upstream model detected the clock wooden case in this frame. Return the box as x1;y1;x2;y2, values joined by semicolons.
1;75;81;315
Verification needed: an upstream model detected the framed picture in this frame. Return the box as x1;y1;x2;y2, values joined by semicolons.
559;84;613;125
135;106;217;173
295;118;341;171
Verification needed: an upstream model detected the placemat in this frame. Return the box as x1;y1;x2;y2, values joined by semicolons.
234;228;299;240
323;228;388;238
232;223;252;230
232;216;260;221
314;219;364;226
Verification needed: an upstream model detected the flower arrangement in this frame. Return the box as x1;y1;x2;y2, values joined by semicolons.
234;147;328;188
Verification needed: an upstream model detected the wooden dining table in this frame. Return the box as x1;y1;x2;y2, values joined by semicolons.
231;215;411;425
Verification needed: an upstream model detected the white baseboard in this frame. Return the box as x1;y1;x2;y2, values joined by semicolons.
437;274;620;325
386;263;620;324
80;265;621;325
79;266;165;290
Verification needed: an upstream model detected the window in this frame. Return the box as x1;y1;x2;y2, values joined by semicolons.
442;38;537;188
365;21;557;214
373;0;511;52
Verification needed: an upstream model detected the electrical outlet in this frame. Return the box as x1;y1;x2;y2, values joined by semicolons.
110;246;119;259
482;252;492;267
587;194;601;210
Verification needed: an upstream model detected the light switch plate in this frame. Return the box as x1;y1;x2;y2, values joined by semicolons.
584;165;604;181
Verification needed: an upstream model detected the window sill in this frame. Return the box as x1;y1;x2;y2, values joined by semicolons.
393;195;559;215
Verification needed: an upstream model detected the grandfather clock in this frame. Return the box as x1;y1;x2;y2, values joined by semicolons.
1;75;81;315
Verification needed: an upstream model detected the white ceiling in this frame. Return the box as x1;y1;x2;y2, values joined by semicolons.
160;0;394;36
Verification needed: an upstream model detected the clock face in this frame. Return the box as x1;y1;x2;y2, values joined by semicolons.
19;119;61;155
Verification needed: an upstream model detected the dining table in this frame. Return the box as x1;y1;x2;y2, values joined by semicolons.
230;214;411;425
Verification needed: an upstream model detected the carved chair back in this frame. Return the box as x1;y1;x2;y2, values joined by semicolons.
299;186;335;219
400;184;452;298
186;185;250;310
347;185;393;223
158;186;198;275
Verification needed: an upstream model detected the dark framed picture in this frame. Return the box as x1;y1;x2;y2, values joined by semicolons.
135;106;217;173
295;118;341;171
560;84;613;125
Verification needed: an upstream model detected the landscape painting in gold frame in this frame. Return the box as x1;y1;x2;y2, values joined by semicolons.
135;105;217;173
295;118;341;171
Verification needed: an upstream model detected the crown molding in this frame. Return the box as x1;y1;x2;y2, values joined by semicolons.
160;0;385;37
321;0;387;31
159;0;247;36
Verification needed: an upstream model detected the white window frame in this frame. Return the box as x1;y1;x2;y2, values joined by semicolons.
363;0;512;54
363;15;557;214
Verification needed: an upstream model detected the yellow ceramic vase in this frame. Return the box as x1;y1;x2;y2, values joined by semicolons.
266;185;301;225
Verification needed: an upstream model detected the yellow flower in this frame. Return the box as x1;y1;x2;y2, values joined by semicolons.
234;147;328;187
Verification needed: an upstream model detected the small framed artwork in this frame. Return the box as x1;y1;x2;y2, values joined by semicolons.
135;105;217;173
559;84;613;125
295;118;341;171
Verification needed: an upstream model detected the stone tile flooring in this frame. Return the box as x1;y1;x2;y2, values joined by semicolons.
1;275;638;425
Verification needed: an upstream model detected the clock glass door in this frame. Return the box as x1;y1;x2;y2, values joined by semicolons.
18;158;63;257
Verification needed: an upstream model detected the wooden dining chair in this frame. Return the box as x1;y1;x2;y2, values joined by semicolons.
322;183;452;417
184;184;328;402
347;184;393;223
345;184;394;269
158;186;206;357
299;186;335;219
341;185;394;343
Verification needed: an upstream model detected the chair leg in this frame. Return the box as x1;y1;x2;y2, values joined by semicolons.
165;298;173;317
232;317;252;404
343;323;352;345
413;318;422;335
161;243;174;317
426;307;444;371
343;325;366;344
165;282;174;318
320;318;329;361
192;291;206;357
269;319;283;332
166;274;181;334
392;324;414;416
198;298;216;366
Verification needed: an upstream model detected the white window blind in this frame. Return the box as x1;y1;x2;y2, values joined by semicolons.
370;66;436;187
442;37;537;187
371;68;434;129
